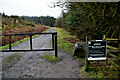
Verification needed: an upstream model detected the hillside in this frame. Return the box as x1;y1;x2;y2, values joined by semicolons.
1;15;50;46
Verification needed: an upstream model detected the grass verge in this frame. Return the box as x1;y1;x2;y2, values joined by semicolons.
41;55;60;63
54;27;80;54
0;28;50;50
81;59;119;78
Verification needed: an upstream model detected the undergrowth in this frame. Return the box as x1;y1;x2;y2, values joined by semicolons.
81;59;119;79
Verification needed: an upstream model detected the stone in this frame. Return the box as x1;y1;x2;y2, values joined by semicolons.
73;42;86;58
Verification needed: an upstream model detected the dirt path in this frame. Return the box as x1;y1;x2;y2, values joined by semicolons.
2;27;88;78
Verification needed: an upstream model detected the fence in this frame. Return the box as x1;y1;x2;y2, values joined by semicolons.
103;35;120;58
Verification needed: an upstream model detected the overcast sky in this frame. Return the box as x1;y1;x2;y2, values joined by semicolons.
0;0;62;18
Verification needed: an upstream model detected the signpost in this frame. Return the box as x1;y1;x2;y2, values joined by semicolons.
88;40;107;60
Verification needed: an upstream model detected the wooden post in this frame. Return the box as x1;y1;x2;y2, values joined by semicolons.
86;36;88;43
103;35;106;40
85;36;90;72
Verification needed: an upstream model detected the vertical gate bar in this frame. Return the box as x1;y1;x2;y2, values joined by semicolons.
30;35;33;50
52;34;54;49
9;35;12;50
55;35;58;57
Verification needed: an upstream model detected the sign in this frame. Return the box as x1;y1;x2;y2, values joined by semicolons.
88;40;107;60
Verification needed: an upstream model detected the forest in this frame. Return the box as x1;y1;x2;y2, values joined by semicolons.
55;2;120;40
1;13;56;27
21;16;56;27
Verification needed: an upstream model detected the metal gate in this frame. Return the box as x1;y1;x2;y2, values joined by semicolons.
0;32;58;57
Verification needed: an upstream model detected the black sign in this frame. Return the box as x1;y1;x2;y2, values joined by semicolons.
88;40;107;60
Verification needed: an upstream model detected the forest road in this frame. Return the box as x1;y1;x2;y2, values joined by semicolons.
2;27;88;78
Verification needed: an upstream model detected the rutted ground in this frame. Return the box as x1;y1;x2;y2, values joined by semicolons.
2;27;88;78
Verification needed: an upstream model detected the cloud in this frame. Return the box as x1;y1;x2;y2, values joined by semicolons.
0;0;62;18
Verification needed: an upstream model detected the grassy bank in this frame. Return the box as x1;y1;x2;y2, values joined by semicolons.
54;27;80;54
0;27;50;50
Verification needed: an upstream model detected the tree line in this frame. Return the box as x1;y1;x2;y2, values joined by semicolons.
1;13;56;27
21;16;56;27
54;2;120;40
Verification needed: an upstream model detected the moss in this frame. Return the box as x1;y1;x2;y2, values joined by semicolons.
3;53;21;67
74;56;85;62
41;55;60;63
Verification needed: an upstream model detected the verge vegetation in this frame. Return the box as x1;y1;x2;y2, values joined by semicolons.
54;27;80;54
82;59;119;78
3;53;21;69
54;27;119;78
41;54;60;63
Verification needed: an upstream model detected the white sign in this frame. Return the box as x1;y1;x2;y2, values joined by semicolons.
88;40;107;60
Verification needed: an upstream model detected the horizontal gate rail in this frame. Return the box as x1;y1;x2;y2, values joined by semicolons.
0;32;58;57
1;49;54;52
0;32;57;36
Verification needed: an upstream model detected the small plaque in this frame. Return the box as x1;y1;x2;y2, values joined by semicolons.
88;40;107;60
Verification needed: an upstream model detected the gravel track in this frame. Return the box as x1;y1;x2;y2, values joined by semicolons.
2;27;88;78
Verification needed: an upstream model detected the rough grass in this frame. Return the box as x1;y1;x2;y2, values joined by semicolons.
81;58;119;79
54;27;79;54
41;55;60;63
0;28;50;50
3;53;21;68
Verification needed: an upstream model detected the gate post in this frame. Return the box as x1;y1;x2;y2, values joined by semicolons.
8;35;11;51
55;35;58;57
30;35;33;50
